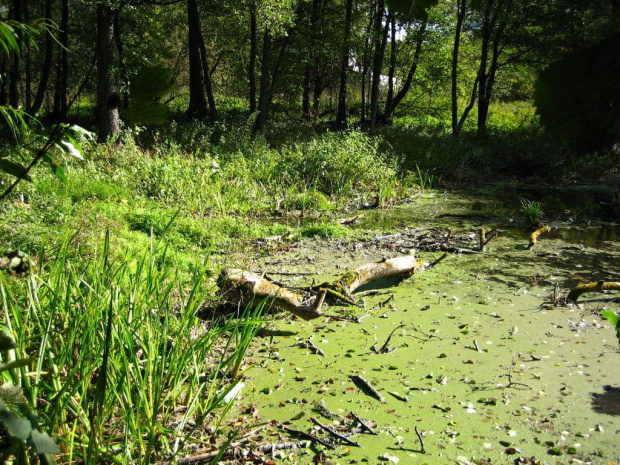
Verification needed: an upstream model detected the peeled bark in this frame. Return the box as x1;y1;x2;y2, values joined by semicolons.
218;269;325;320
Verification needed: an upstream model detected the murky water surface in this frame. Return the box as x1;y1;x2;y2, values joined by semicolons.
238;192;620;464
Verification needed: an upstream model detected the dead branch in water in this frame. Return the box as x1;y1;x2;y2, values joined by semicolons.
350;375;385;402
567;280;620;302
528;226;551;250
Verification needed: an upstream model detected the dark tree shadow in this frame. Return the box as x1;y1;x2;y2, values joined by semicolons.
591;385;620;415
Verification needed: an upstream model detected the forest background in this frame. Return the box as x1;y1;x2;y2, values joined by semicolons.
0;0;619;463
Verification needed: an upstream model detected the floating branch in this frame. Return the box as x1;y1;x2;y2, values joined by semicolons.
281;425;334;449
310;417;360;447
299;339;327;357
528;226;552;250
567;280;620;302
350;375;385;402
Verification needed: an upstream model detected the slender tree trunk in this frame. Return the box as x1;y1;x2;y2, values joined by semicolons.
29;0;54;115
114;11;130;109
0;60;7;105
249;1;257;114
451;0;467;137
361;2;375;124
53;0;69;119
254;28;271;132
477;0;511;138
96;1;120;143
9;0;22;109
336;0;353;127
384;20;426;121
24;0;32;111
197;25;217;122
302;68;311;119
383;14;396;121
476;0;494;139
369;0;386;135
187;0;207;118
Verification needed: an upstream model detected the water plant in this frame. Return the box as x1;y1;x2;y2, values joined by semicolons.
520;198;544;226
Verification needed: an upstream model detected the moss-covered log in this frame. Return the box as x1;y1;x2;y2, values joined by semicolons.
567;280;620;303
218;268;325;320
528;226;552;250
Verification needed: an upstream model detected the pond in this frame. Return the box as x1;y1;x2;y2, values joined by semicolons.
234;191;620;464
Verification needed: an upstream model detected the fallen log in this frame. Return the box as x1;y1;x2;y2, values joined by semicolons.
218;255;424;320
567;280;620;303
218;268;326;320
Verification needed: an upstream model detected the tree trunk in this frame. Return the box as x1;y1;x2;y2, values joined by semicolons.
302;67;311;119
29;0;54;115
336;0;353;127
451;0;467;137
384;20;427;121
476;0;494;139
114;10;130;109
187;0;208;118
369;0;386;135
249;1;257;114
53;0;69;120
197;22;218;123
9;0;22;109
383;14;396;121
254;29;271;132
24;0;31;111
96;1;120;143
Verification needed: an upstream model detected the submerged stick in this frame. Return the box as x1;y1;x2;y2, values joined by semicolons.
414;426;426;454
299;339;327;357
567;280;620;303
350;375;385;402
349;411;377;435
310;417;359;447
372;323;405;354
528;226;551;250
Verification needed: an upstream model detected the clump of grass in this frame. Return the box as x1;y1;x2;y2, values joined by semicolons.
520;198;544;227
0;232;262;463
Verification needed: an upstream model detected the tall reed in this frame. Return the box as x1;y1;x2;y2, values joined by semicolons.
0;232;262;463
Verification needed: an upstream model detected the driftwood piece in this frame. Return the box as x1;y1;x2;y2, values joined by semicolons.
567;280;620;302
218;269;326;320
528;226;551;249
327;256;423;302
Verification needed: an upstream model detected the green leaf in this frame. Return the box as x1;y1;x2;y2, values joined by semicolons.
601;310;620;345
0;159;32;181
130;66;178;101
0;330;15;351
58;137;85;160
0;383;27;405
29;429;60;454
124;101;172;125
0;399;31;440
386;0;439;20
